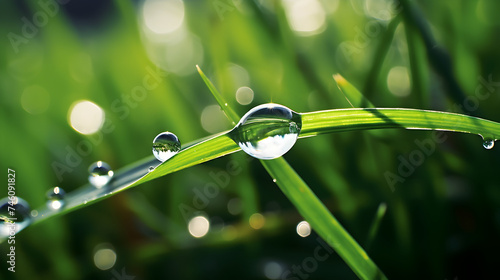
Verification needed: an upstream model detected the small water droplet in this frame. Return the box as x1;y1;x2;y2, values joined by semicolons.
229;103;302;159
483;139;495;149
272;179;277;183
88;161;114;188
152;132;181;162
46;186;66;201
46;186;66;210
148;166;155;172
0;197;31;238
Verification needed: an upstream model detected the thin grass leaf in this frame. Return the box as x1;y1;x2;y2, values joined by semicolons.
196;65;239;125
365;203;388;250
334;74;375;108
261;158;387;279
300;108;500;140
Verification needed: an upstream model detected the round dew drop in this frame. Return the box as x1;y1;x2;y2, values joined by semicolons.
152;132;181;162
0;197;31;238
229;103;302;160
46;187;66;210
483;140;495;150
88;161;114;188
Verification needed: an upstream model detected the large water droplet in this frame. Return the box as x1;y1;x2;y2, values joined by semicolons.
88;161;114;188
152;132;181;162
483;139;495;150
0;197;31;239
46;187;66;210
229;103;302;159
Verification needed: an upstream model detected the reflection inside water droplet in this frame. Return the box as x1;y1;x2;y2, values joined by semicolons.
0;197;31;239
229;103;302;160
88;161;114;188
483;139;495;150
152;131;181;162
46;186;66;210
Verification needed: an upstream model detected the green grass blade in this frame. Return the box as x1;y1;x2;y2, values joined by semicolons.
197;66;386;279
334;74;375;108
196;65;239;125
300;108;500;140
366;203;388;250
26;107;500;250
261;158;387;279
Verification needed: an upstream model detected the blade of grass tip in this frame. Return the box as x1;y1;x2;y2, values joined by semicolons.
261;158;387;279
334;74;375;108
198;67;387;279
333;74;388;144
365;203;388;251
196;65;239;125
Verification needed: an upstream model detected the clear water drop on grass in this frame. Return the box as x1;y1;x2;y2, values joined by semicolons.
88;161;114;188
483;139;495;149
152;132;181;162
230;103;302;160
0;197;31;238
46;187;66;210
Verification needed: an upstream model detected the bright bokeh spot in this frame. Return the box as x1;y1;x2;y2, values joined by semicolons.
249;213;265;230
201;105;230;133
387;66;411;97
21;85;50;115
48;200;62;210
69;100;105;135
296;221;311;237
142;0;184;34
235;86;254;105
93;247;116;270
188;216;210;238
283;0;326;36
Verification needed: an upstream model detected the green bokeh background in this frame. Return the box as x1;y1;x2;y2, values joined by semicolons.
1;0;500;279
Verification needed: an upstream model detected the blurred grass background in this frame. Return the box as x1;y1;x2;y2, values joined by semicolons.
1;0;500;279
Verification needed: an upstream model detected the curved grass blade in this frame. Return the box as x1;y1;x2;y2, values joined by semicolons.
30;133;239;226
24;108;500;238
261;158;387;279
300;108;500;140
197;66;387;279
